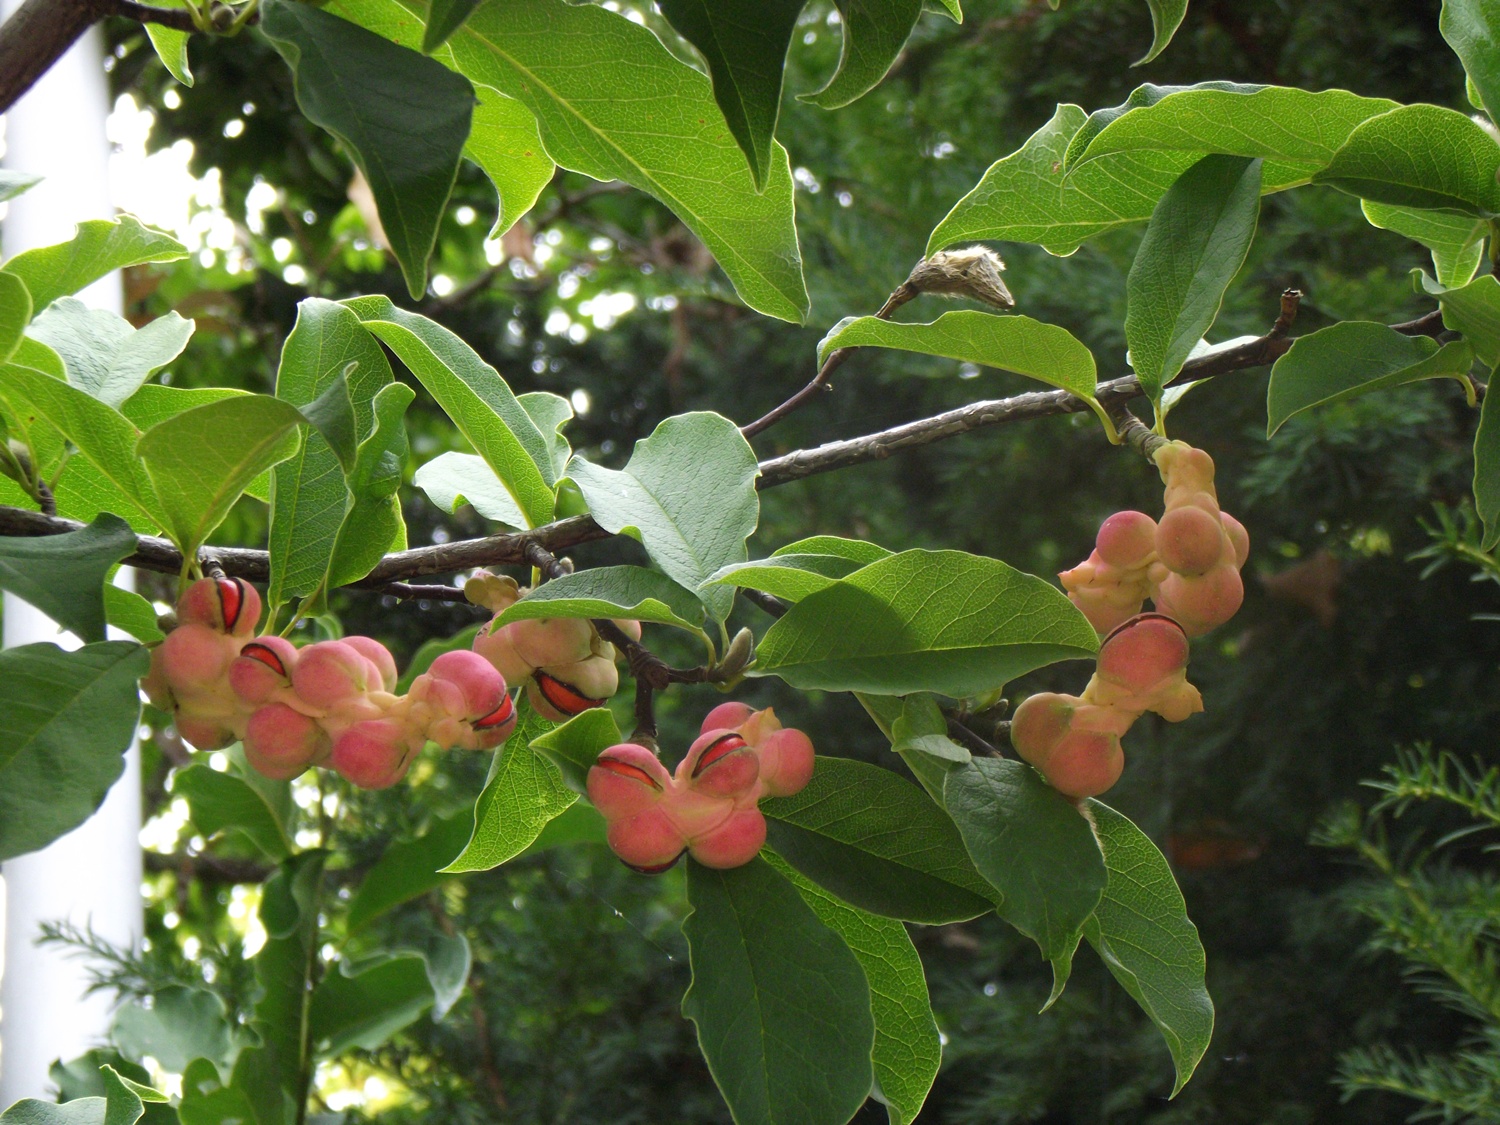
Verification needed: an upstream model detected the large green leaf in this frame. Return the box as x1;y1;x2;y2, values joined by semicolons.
1136;0;1188;65
1063;84;1397;177
0;641;149;862
172;763;294;862
1416;269;1500;367
414;451;525;527
324;382;414;592
1083;802;1213;1096
568;412;760;623
1313;103;1500;215
927;104;1196;257
0;363;164;528
1442;0;1500;120
702;553;870;602
527;706;622;794
762;754;995;923
1477;378;1500;550
260;0;475;299
136;394;306;556
268;298;394;606
683;857;875;1125
113;987;235;1074
0;271;30;364
1;216;186;313
26;301;193;409
658;0;804;190
803;0;952;111
421;0;482;52
1266;322;1476;437
765;853;940;1125
773;535;893;564
0;1065;158;1125
344;295;556;527
943;758;1107;986
1125;154;1263;412
1362;201;1487;287
444;700;576;872
818;311;1103;413
754;549;1098;696
464;85;555;239
338;0;809;322
0;513;136;643
347;810;475;930
493;565;706;633
308;954;437;1057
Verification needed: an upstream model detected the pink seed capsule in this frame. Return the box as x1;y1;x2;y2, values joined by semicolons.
755;728;815;798
1037;728;1124;799
1221;512;1250;568
177;577;261;637
699;701;756;736
605;807;687;874
292;640;381;708
428;649;506;719
681;731;759;801
342;636;399;692
526;659;615;722
588;744;672;821
1095;510;1158;570
174;714;239;752
157;624;238;690
1156;506;1227;577
1095;614;1190;695
229;636;298;705
1009;692;1077;767
243;703;328;780
688;808;767;869
330;719;413;789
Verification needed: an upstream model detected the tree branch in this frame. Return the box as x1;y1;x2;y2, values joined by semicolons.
0;300;1452;592
0;0;209;114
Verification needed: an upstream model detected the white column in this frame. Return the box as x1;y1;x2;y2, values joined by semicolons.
0;13;144;1104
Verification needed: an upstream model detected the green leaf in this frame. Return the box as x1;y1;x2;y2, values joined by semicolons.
764;853;940;1125
146;22;194;87
518;391;574;478
567;412;760;623
819;311;1104;418
341;0;810;321
1362;201;1487;287
444;699;576;872
0;513;136;642
772;535;892;564
1;216;186;313
1415;269;1500;367
1125;154;1263;412
0;641;148;862
0;271;31;364
1063;84;1396;177
1476;376;1500;550
136;394;306;557
27;300;194;408
890;693;971;764
260;0;475;299
754;548;1098;696
414;451;526;526
1266;322;1476;437
658;0;803;189
267;297;393;607
702;553;868;602
105;584;164;644
494;565;707;633
1136;0;1188;65
1441;0;1500;120
113;987;234;1073
0;364;164;528
527;706;622;795
172;763;294;861
465;86;555;239
343;294;556;527
0;1066;158;1125
324;382;414;591
1313;103;1500;216
308;954;436;1057
927;104;1196;257
347;810;475;930
421;0;482;52
0;170;43;202
1083;801;1213;1096
803;0;923;110
683;857;875;1125
943;757;1107;984
761;755;995;924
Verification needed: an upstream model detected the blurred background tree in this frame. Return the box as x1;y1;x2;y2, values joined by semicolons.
86;0;1500;1121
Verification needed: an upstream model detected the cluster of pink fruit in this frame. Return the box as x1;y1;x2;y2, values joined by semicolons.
1060;440;1249;637
144;576;520;788
587;703;815;872
1013;441;1249;799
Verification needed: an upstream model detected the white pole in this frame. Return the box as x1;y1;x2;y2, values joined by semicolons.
0;15;144;1104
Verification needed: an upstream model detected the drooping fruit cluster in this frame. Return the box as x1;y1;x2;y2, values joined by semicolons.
1010;613;1202;799
587;704;815;872
466;572;640;721
143;578;518;788
1060;440;1249;637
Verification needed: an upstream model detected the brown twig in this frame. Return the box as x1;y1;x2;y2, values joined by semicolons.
0;0;228;115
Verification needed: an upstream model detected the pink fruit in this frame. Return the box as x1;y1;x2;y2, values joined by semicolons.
689;808;767;869
605;808;686;873
1095;614;1190;694
229;636;298;705
755;728;815;797
1009;692;1075;766
158;624;237;690
1153;565;1244;637
342;635;398;692
700;701;756;735
330;719;413;789
244;704;328;780
472;623;531;683
174;715;238;752
681;731;759;801
428;650;506;719
588;744;672;820
1095;510;1158;569
177;577;261;637
1221;512;1250;567
1156;506;1227;577
292;640;383;708
526;660;616;722
1039;728;1125;799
